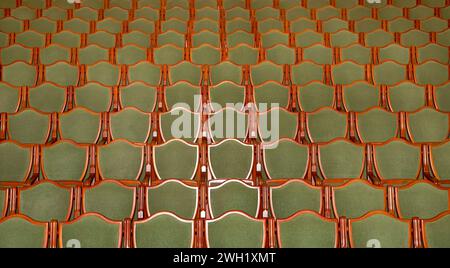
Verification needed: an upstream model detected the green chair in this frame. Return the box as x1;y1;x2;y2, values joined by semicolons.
193;19;220;33
365;30;395;48
423;212;450;248
119;82;157;112
168;61;202;85
81;0;104;9
208;139;254;181
138;0;160;9
396;181;449;220
104;7;129;21
8;109;51;144
0;82;21;113
251;0;274;10
42;141;89;183
377;6;403;20
15;31;47;48
153;140;199;181
63;18;90;33
255;6;281;20
280;0;303;9
341;45;372;65
116;45;147;65
373;140;422;182
29;18;57;33
83;180;136;220
290;18;316;33
159;108;201;143
73;7;99;21
263;139;309;180
400;30;429;48
332;62;366;85
39;45;71;65
388;17;414;33
417;44;448;64
307;108;348;143
261;31;289;48
129;19;155;33
349;212;411;248
161;19;187;33
209;82;246;111
87;31;116;48
154;45;185;65
227;30;254;48
437;29;450;46
166;7;190;21
379;44;410;65
228;44;259;65
74;82;112;112
45;62;79;86
407;108;448;143
332;180;386;219
122;31;152;48
356;108;398;143
191;45;221;65
306;0;329;8
192;31;220;47
291;62;324;85
286;6;312;20
60;214;122;248
147;181;198;219
206;212;265;248
415;62;448;86
109;108;151;143
209;61;243;85
128;62;161;86
409;5;434;20
298;82;334;112
355;18;382;33
303;45;333;65
270;180;322;219
0;216;49;248
323;18;349;33
258;19;284;33
259;109;298;142
133;213;194;248
0;18;23;33
277;211;338;248
434;83;450;112
195;8;219;20
430;141;450;182
318;139;365;181
254;82;290;111
250;61;284;86
97;140;144;182
266;44;296;65
165;82;201;111
59;108;102;144
1;45;33;65
373;62;407;86
12;7;37;20
51;31;81;48
18;181;73;222
2;62;37;87
388;82;426;112
317;6;340;20
28;83;66;113
0;142;33;184
166;0;189;8
157;30;185;47
134;7;159;21
343;82;379;112
86;62;121;87
225;19;252;33
208;108;249;143
330;30;359;48
421;17;447;33
225;7;250;20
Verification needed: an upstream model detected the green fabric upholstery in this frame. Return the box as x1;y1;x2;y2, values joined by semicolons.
46;62;79;86
259;109;298;142
292;62;323;85
147;181;198;219
431;141;450;180
75;82;111;112
408;108;448;143
134;214;193;248
424;214;450;248
209;181;259;217
154;46;184;65
0;83;20;113
397;182;449;219
389;82;426;112
251;62;284;86
1;45;32;65
0;217;47;248
266;44;296;65
379;44;410;64
87;62;120;86
78;45;109;65
228;45;259;65
435;84;450;112
191;45;221;65
169;62;202;85
19;182;71;221
87;31;116;48
264;140;308;180
365;30;395;47
208;108;248;142
39;45;71;65
154;140;198;180
98;140;143;181
96;18;122;34
192;31;220;47
298;82;334;112
210;61;243;85
157;31;185;47
28;83;66;113
374;62;406;86
3;62;36;86
129;18;155;33
0;142;32;183
330;30;358;47
207;212;265;248
165;82;201;111
415;62;448;86
343;82;379;112
42;141;88;182
332;62;366;85
319;140;364;179
228;31;255;47
341;44;371;64
53;31;82;48
84;181;135;220
278;213;337;248
61;215;121;248
350;214;410;248
59;108;102;144
307;108;347;143
209;82;245;111
261;31;289;48
110;108;151;143
357;108;397;143
254;82;290;110
120;82;157;112
128;62;161;86
333;181;385;218
374;140;421;180
160;108;200;143
271;182;322;219
122;31;151;47
9;109;50;144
